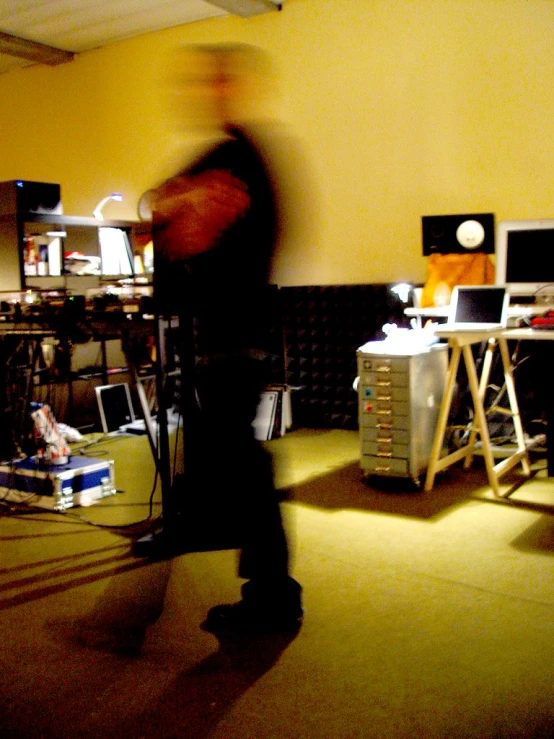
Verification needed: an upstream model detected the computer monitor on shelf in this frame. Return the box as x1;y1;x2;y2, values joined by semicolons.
496;219;554;301
98;227;133;276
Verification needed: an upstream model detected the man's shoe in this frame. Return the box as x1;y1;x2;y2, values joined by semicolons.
202;599;303;634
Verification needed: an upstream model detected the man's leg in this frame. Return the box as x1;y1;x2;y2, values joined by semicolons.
197;355;303;631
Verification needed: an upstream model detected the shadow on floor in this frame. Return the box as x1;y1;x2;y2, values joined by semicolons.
0;541;157;612
510;515;554;555
110;627;300;738
283;460;494;520
39;558;299;739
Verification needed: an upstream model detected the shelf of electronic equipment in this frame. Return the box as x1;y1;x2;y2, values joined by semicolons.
0;210;152;293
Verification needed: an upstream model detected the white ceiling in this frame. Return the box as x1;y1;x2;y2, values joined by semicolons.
0;0;282;75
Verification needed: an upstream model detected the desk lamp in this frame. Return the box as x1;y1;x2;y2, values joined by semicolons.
391;283;413;304
93;192;123;220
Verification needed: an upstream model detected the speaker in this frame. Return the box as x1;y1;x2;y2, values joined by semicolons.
422;213;494;255
0;180;62;216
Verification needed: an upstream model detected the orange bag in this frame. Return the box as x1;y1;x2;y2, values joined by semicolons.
420;253;495;308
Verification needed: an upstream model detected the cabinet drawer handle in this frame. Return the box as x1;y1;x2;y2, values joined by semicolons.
376;366;391;373
375;465;392;472
377;409;392;415
377;451;393;458
376;394;392;401
377;437;392;444
377;422;392;430
376;380;391;387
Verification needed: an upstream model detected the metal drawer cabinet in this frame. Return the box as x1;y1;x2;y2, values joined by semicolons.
356;341;447;484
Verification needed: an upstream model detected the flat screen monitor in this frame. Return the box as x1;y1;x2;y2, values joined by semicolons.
99;227;134;276
495;219;554;301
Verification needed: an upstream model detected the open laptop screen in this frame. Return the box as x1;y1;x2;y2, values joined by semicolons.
449;286;508;326
95;383;135;434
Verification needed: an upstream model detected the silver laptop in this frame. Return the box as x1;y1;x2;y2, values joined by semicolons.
95;382;147;435
95;381;180;437
442;285;509;332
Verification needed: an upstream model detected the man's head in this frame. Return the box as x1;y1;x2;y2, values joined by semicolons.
174;43;272;130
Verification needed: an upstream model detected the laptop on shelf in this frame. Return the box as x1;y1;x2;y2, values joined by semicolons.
439;285;509;332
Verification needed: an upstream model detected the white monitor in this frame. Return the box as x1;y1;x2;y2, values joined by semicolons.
98;227;133;276
496;219;554;301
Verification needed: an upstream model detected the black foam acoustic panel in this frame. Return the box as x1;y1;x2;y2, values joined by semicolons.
280;284;411;429
422;213;494;255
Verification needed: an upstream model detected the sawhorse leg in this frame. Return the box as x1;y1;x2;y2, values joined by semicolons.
425;344;463;491
425;335;530;496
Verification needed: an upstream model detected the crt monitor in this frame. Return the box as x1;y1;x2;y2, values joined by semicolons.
495;219;554;301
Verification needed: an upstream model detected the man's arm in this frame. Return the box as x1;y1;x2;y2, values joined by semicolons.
144;169;251;259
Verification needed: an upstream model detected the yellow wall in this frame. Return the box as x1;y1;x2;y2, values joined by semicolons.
0;0;553;286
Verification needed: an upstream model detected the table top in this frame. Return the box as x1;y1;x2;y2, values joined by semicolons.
405;303;554;319
502;327;554;341
433;326;554;344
